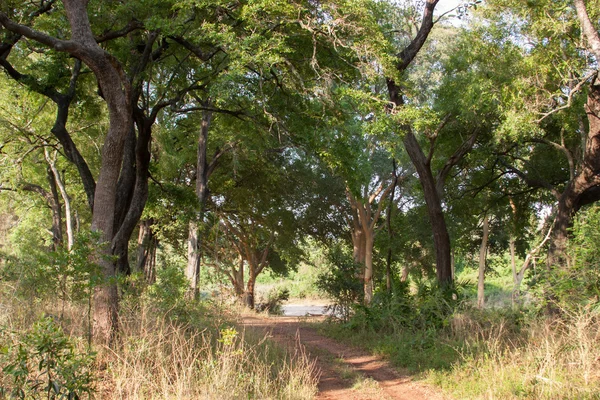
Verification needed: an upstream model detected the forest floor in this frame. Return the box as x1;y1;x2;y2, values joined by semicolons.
241;313;447;400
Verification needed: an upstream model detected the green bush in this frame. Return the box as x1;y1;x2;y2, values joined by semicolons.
0;316;96;399
533;205;600;312
315;243;363;321
147;263;188;313
346;279;470;333
0;232;102;306
256;287;290;315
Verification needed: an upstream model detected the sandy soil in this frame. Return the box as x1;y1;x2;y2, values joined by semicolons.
241;314;447;400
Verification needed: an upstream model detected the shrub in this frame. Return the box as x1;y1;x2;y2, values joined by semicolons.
256;287;290;315
0;316;96;399
315;243;363;322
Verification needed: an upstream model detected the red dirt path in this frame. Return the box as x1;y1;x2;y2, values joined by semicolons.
241;315;447;400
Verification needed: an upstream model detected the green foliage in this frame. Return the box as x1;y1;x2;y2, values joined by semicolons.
535;205;600;311
348;279;470;334
0;232;102;305
0;316;96;399
315;243;363;322
147;263;189;313
256;287;290;315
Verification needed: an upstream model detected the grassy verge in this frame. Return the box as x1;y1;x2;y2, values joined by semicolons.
317;306;600;399
0;284;318;399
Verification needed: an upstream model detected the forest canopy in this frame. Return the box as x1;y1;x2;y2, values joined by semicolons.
1;3;600;395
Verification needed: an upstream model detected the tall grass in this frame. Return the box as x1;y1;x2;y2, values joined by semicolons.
101;307;317;399
427;306;600;399
0;284;318;399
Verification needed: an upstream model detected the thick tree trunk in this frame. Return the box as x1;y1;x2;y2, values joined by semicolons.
548;80;600;266
186;108;213;297
385;0;453;286
231;256;245;297
403;131;453;285
477;214;489;309
112;113;153;276
244;268;256;309
546;2;600;266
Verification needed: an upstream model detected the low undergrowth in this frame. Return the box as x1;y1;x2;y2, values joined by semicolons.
427;306;600;399
0;282;318;400
319;303;600;399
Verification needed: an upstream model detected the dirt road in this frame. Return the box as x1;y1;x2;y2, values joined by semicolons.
241;314;446;400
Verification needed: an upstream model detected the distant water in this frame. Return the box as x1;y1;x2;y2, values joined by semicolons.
281;304;331;317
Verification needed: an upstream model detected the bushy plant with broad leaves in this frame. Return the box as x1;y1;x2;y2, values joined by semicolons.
0;232;103;309
0;316;96;399
347;278;470;333
315;243;363;322
147;263;188;314
535;205;600;312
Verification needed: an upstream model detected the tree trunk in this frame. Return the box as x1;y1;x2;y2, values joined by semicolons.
45;149;74;251
477;214;489;309
384;0;453;287
136;219;157;284
363;230;374;305
186;220;201;297
112;110;153;276
45;168;63;250
232;256;245;297
386;159;398;292
403;130;453;285
186;107;213;297
244;268;256;309
547;4;600;266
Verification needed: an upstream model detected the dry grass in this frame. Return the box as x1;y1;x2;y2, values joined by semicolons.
0;287;318;400
100;309;318;400
428;306;600;399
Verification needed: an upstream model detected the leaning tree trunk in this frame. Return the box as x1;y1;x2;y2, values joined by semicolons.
0;0;143;344
548;1;600;265
403;131;453;285
385;0;452;286
548;79;600;266
63;0;133;345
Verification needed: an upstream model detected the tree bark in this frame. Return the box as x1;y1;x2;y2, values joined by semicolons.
477;214;489;309
186;107;213;297
385;0;457;286
548;79;600;265
403;130;453;284
363;230;375;304
136;219;157;284
111;109;153;276
45;148;74;251
547;1;600;266
45;168;63;250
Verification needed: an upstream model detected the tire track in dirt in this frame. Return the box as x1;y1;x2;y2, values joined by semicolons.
241;315;446;400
